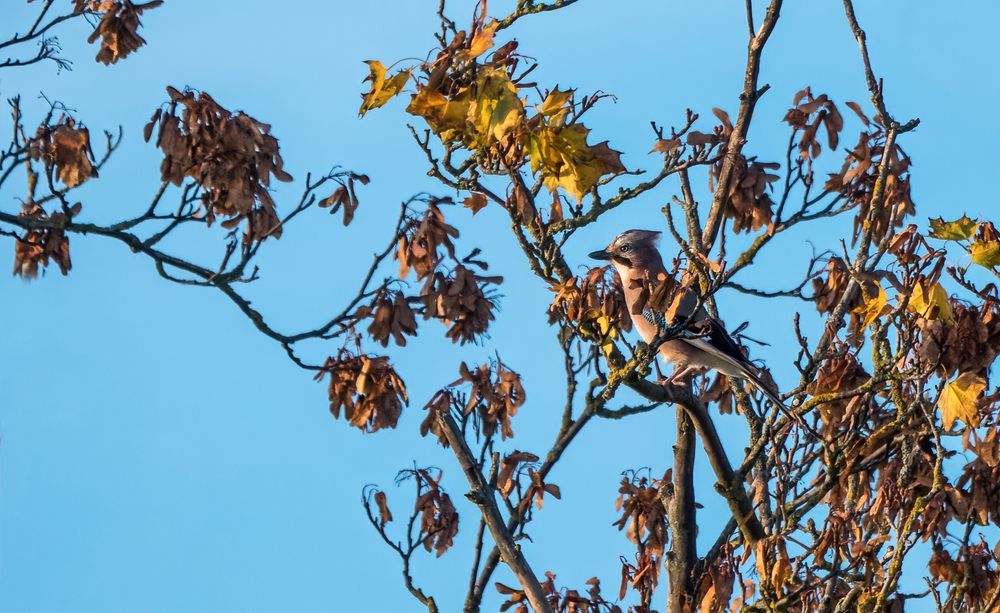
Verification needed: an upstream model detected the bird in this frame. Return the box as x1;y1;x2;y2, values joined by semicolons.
588;228;785;408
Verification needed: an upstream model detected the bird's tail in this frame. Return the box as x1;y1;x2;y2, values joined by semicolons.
736;363;795;419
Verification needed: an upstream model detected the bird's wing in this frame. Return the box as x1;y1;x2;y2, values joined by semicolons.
700;316;752;368
681;317;786;408
641;308;668;330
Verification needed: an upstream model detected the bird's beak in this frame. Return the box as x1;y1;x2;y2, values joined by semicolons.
588;249;613;261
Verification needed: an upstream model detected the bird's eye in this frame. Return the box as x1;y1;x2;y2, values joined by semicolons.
620;244;632;253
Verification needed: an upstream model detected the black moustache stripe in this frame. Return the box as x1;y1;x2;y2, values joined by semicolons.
611;255;633;267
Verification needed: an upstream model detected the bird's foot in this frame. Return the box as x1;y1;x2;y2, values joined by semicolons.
654;375;690;392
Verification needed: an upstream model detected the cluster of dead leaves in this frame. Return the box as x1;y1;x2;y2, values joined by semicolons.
955;425;1000;527
498;574;621;613
396;201;459;280
421;265;500;344
12;204;73;278
29;117;97;188
618;551;659;612
356;289;419;348
613;471;668;557
917;300;1000;380
692;556;740;613
74;0;162;65
548;266;632;350
146;87;293;244
359;9;624;206
422;360;526;442
826;129;914;243
406;468;460;557
783;88;849;164
695;108;780;234
718;155;780;234
928;539;1000;611
317;173;369;226
393;202;500;344
805;347;872;434
315;351;408;433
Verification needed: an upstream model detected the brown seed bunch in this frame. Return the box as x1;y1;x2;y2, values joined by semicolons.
12;205;72;279
359;290;419;347
719;156;780;234
78;1;162;65
783;88;845;163
453;360;526;440
396;202;459;280
29;118;97;188
805;347;872;433
315;351;408;433
613;472;668;557
408;469;459;557
826;130;915;243
420;265;499;345
145;87;293;243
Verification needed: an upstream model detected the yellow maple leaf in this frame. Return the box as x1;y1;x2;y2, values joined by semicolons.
928;215;978;240
938;372;986;429
538;87;572;120
527;123;623;202
472;69;524;142
971;239;1000;269
359;60;410;117
406;87;475;144
907;280;953;324
852;283;888;330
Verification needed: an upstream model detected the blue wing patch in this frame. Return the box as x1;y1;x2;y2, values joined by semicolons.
642;309;667;330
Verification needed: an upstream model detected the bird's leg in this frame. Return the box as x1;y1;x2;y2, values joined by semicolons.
656;364;701;388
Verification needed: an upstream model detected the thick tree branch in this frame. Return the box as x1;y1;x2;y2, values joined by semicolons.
435;410;553;613
664;407;697;613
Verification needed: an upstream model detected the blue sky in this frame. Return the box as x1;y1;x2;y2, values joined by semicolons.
2;1;998;611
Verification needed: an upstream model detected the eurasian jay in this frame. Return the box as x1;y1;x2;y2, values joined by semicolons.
589;228;784;408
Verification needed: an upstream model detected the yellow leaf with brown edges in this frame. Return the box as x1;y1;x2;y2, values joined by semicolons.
907;281;953;324
938;372;986;429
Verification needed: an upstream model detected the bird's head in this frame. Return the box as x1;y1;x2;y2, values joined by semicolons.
588;229;663;277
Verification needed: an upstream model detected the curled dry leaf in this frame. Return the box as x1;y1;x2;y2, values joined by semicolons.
373;490;393;526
